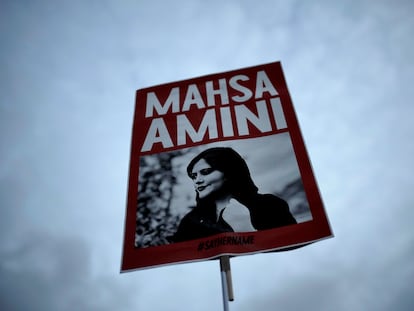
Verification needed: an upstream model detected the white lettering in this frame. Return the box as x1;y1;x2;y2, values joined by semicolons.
270;97;287;129
206;78;229;106
177;109;218;145
145;87;180;117
235;100;272;136
182;84;205;111
255;71;278;99
219;106;234;137
229;75;253;102
141;118;174;151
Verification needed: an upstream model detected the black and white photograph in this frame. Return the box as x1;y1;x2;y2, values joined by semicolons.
135;132;312;248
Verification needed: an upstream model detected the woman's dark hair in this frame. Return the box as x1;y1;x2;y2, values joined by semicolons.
187;147;258;200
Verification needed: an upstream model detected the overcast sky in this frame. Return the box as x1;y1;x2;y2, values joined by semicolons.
1;0;414;310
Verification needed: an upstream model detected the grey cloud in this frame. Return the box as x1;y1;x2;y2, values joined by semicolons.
1;0;414;310
0;231;138;311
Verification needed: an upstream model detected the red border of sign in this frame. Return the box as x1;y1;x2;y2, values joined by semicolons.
121;61;333;272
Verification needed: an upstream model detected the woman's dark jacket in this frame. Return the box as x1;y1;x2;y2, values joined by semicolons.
170;194;297;243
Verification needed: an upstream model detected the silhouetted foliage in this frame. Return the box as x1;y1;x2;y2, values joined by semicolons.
135;151;183;247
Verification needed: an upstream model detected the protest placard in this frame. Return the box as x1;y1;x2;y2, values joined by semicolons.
121;61;332;271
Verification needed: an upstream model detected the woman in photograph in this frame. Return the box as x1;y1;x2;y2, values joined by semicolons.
169;147;297;243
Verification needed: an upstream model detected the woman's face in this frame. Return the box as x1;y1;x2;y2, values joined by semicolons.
190;158;226;199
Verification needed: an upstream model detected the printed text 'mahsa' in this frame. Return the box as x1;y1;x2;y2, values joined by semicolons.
140;70;288;152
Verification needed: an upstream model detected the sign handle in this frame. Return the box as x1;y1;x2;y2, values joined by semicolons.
220;255;234;310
